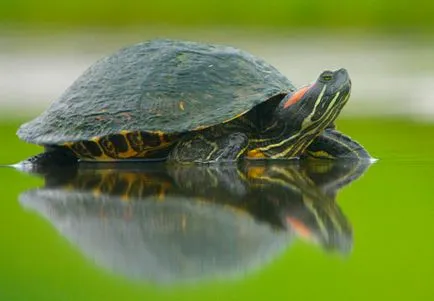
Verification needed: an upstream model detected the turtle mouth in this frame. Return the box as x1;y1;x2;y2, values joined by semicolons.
333;68;351;91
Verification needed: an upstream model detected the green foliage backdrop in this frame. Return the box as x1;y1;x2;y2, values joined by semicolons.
1;0;432;31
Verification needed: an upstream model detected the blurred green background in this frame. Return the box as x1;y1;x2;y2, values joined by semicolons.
1;1;434;300
0;0;433;31
1;0;434;119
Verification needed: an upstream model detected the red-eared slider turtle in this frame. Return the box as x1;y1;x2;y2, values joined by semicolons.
17;39;371;165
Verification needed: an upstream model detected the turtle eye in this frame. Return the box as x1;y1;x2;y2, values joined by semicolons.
321;73;333;82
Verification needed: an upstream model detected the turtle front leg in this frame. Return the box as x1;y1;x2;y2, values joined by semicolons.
305;129;372;160
168;132;249;164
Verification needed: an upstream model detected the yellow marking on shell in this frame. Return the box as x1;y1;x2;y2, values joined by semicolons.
158;132;167;144
193;125;208;131
64;130;176;161
147;130;170;146
89;137;115;160
247;149;266;159
62;142;80;156
62;142;73;147
145;130;163;136
63;141;94;160
116;132;140;159
222;110;249;124
179;101;185;111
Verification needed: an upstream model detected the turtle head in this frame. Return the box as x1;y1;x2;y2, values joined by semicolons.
275;68;351;146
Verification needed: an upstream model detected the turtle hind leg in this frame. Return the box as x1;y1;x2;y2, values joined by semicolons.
21;146;78;167
168;132;248;164
305;129;372;160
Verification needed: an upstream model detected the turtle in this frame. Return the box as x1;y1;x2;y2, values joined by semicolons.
17;39;371;165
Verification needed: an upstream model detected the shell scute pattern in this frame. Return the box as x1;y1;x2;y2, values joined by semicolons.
17;39;294;146
64;131;177;161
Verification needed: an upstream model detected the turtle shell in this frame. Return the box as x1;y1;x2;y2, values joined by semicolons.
17;39;294;145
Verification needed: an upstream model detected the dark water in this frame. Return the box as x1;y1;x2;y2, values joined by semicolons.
1;157;433;300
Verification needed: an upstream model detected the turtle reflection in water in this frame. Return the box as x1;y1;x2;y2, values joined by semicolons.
20;160;370;284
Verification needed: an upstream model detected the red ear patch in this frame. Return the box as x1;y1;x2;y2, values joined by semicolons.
283;85;311;109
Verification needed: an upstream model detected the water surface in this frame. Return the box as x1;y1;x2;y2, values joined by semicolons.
1;123;433;300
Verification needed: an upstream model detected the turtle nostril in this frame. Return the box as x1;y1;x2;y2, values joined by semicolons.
336;68;349;77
